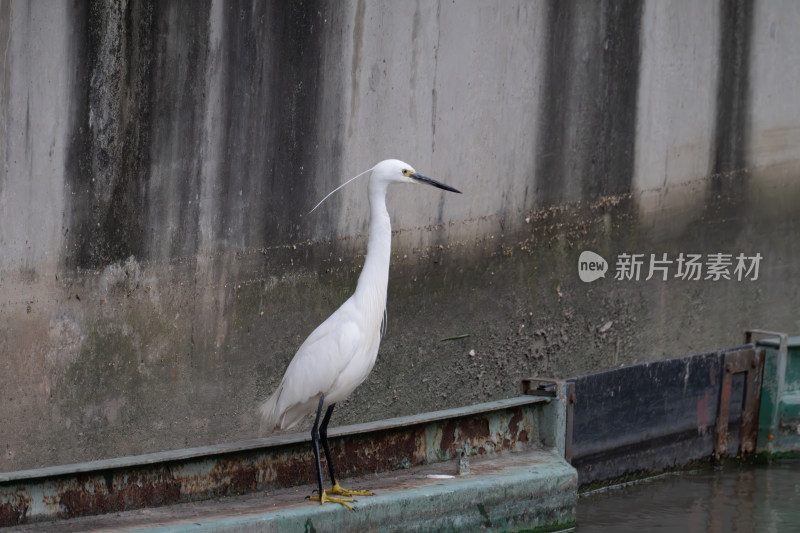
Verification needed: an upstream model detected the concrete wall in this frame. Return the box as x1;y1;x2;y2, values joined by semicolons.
1;0;798;471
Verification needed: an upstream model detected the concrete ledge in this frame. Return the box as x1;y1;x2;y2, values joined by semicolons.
12;449;576;532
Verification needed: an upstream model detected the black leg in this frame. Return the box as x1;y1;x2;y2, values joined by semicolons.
318;402;373;499
319;403;337;486
310;395;326;501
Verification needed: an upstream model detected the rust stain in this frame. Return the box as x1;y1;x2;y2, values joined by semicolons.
0;490;31;528
336;426;424;475
715;367;733;457
120;477;181;508
209;459;260;495
440;421;457;453
440;416;492;454
463;417;491;442
272;455;315;488
57;471;182;519
508;410;523;437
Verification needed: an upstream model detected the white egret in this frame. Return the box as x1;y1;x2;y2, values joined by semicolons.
260;159;461;509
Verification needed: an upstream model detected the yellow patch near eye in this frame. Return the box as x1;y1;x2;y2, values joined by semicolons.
402;169;413;177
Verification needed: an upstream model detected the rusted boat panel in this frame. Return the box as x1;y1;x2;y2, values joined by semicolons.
568;345;762;486
714;347;763;457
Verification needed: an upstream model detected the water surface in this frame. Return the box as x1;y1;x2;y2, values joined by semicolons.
577;461;800;533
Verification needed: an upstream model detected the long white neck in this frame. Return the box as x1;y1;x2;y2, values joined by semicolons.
353;181;391;327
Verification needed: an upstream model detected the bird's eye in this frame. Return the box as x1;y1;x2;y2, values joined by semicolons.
402;169;411;177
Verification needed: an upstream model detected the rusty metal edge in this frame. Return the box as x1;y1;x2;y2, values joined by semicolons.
714;346;764;458
566;382;575;463
0;396;547;484
0;395;551;526
745;329;789;353
520;377;573;461
740;347;765;453
520;377;560;397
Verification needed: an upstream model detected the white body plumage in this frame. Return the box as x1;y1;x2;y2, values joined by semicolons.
260;159;460;432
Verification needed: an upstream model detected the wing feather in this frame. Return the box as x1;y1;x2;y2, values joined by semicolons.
260;305;363;430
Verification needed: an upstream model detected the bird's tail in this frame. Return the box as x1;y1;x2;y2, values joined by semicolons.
259;386;282;431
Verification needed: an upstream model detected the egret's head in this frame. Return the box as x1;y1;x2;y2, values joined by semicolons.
308;158;461;214
371;159;461;193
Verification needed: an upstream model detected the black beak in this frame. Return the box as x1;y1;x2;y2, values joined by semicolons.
410;173;462;194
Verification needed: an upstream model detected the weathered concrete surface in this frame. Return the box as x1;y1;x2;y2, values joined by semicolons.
1;0;799;472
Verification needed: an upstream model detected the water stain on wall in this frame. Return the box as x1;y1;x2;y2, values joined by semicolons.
64;0;331;269
535;0;642;206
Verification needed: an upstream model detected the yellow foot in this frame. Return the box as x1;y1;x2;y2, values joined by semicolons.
309;490;355;510
329;480;374;497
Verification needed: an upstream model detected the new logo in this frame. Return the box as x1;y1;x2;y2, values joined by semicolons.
578;251;608;282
